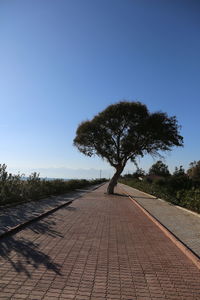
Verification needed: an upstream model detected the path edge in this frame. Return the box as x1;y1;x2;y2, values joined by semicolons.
0;182;106;239
120;185;200;270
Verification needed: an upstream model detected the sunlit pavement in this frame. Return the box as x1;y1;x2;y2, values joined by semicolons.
120;183;200;258
0;183;200;299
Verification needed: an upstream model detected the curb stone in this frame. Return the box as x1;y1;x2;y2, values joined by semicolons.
0;183;106;239
120;185;200;270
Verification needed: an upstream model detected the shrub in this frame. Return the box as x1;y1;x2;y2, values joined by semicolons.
120;177;200;213
0;164;106;206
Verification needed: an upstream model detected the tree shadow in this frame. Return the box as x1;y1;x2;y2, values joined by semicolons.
0;199;77;234
104;192;128;197
0;198;64;232
0;199;81;277
114;193;128;197
0;236;62;277
62;206;77;211
28;218;64;237
129;195;157;199
0;218;64;277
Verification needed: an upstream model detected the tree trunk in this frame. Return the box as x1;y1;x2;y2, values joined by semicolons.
107;166;124;194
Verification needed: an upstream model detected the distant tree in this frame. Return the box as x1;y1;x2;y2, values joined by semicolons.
187;161;200;180
132;168;146;178
168;165;190;191
122;168;145;179
73;101;183;194
149;160;170;177
123;173;134;179
173;165;185;176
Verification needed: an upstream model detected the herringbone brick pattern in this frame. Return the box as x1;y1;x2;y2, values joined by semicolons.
0;184;200;299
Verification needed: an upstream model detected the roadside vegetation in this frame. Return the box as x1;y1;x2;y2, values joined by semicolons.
120;161;200;213
0;164;106;207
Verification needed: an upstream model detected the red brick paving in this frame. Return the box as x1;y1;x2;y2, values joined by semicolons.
0;183;200;299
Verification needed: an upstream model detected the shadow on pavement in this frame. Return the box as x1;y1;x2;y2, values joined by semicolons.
0;236;62;277
0;196;73;233
113;193;128;197
129;195;157;199
62;206;77;211
0;218;63;277
28;218;64;237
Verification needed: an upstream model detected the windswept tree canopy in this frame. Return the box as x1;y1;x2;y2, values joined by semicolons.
73;101;183;193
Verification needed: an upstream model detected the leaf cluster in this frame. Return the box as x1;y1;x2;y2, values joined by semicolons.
187;161;200;180
74;101;183;168
149;160;170;177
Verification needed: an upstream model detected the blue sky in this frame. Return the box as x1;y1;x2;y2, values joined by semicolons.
0;0;200;178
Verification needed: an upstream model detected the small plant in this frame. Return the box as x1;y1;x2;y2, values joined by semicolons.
0;164;106;206
120;176;200;213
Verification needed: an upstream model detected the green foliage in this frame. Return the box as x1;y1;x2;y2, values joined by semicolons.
187;161;200;181
120;174;200;213
74;101;183;167
167;175;191;192
149;160;170;177
121;161;200;213
122;168;145;179
74;101;183;193
173;165;185;176
0;164;106;206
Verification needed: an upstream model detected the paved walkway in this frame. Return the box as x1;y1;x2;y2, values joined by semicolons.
0;185;100;237
120;183;200;258
0;183;200;299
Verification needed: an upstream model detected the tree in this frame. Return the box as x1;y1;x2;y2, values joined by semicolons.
149;160;170;177
173;165;185;176
168;166;189;191
132;168;146;178
122;168;145;179
73;101;183;194
187;161;200;180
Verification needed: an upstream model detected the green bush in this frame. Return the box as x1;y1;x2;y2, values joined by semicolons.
120;177;200;213
0;164;106;206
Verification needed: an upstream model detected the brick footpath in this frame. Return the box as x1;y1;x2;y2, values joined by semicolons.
120;183;200;258
0;185;100;237
0;183;200;300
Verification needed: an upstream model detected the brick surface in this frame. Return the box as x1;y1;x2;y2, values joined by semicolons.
120;183;200;257
0;185;100;236
0;183;200;299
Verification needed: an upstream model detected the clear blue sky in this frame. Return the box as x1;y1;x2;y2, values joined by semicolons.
0;0;200;178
